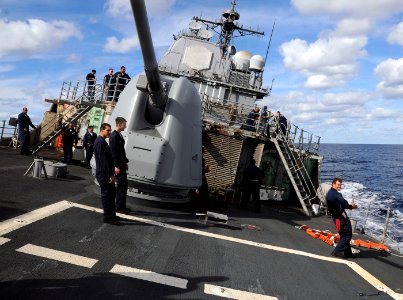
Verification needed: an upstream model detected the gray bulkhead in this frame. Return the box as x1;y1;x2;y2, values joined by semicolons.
158;36;264;107
110;74;202;200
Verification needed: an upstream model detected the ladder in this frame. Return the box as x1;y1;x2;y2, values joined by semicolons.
272;137;317;216
32;105;92;156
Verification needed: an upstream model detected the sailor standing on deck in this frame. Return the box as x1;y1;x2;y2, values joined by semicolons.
83;125;97;169
109;117;131;215
94;123;120;225
112;66;131;102
86;69;96;101
240;159;265;212
103;68;114;101
326;177;358;258
17;107;36;155
62;123;78;165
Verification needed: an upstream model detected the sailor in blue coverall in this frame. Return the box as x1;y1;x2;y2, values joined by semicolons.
94;123;119;225
326;177;358;258
17;107;36;155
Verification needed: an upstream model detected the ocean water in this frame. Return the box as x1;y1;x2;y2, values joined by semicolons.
319;144;403;253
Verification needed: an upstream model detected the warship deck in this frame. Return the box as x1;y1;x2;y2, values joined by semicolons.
0;147;402;300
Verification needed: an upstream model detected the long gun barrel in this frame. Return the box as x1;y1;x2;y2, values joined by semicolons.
130;0;167;108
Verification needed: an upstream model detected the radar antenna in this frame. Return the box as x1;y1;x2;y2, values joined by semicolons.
193;0;264;57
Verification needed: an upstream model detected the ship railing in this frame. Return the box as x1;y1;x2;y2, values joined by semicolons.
352;204;402;254
274;121;324;206
200;94;321;152
58;78;131;103
286;123;321;155
0;119;19;147
201;93;264;133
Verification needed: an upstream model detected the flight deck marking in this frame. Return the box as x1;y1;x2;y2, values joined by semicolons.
204;284;278;300
110;264;188;289
0;201;71;236
16;243;98;268
1;200;401;300
70;201;402;300
0;237;11;246
348;262;403;300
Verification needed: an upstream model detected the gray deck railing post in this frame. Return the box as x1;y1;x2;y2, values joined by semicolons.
380;208;391;244
0;120;5;142
59;82;66;100
298;129;303;151
361;202;371;232
72;81;79;100
306;133;312;153
66;82;72;99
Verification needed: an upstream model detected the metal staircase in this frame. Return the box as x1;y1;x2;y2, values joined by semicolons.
272;136;317;216
32;105;92;156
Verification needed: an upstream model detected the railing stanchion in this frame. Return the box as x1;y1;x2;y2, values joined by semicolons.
380;208;391;244
0;120;5;142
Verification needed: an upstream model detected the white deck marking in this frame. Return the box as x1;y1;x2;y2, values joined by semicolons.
16;244;98;268
71;202;342;262
0;237;11;246
71;201;402;300
110;264;188;289
0;200;71;236
2;201;399;299
348;262;403;300
204;284;278;300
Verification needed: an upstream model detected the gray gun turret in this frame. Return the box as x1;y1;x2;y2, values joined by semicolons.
110;0;202;202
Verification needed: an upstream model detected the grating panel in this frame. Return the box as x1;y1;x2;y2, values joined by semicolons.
203;132;243;190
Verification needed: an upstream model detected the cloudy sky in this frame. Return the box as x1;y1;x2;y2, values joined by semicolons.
1;0;402;144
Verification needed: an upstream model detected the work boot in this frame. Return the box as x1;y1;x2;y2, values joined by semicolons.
331;251;346;259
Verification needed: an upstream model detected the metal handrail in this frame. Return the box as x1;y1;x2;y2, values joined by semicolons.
200;93;321;153
273;127;318;204
58;78;131;103
354;204;402;254
0;120;18;142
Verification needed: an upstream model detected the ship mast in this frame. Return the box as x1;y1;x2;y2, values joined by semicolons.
193;0;264;57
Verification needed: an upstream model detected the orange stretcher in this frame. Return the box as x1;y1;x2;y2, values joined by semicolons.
296;225;390;253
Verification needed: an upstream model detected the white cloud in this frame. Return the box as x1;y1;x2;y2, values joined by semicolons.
284;1;403;92
105;0;132;20
65;53;81;63
365;107;402;121
268;89;403;143
387;22;403;47
268;90;378;128
104;35;139;53
105;0;177;20
0;77;52;124
291;0;403;19
280;33;367;89
0;18;82;58
335;19;372;36
0;63;16;72
375;58;403;98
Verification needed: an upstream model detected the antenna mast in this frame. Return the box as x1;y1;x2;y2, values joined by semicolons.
264;20;276;66
194;0;264;57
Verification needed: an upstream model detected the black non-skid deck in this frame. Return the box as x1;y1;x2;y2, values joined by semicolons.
0;147;402;299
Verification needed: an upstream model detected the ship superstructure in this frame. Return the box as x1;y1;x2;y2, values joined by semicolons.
34;0;324;216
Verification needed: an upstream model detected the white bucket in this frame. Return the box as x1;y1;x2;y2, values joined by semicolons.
312;204;320;215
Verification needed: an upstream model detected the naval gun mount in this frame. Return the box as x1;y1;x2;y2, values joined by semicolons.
109;0;202;202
